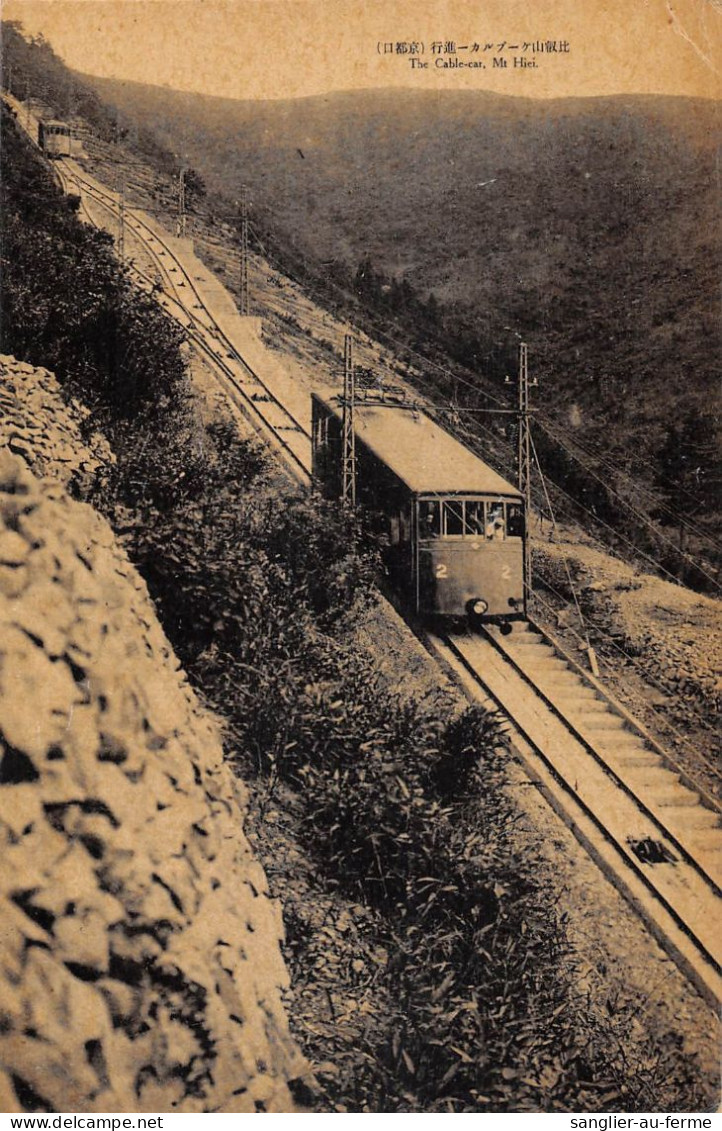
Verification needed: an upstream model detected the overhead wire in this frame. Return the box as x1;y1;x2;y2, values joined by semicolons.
81;138;721;592
60;135;721;781
529;585;721;755
535;417;721;590
246;211;720;581
536;411;722;552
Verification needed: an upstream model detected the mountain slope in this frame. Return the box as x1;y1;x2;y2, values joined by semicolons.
85;79;720;466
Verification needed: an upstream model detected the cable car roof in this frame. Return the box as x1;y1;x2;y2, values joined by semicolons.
314;392;522;497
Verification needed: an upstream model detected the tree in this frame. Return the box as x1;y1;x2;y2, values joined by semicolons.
183;166;206;205
656;408;721;547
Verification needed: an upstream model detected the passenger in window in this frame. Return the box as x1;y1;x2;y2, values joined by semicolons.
507;505;524;538
465;501;485;536
486;504;505;540
420;501;440;539
444;500;464;536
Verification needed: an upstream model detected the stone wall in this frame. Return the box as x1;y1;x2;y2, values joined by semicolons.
0;362;306;1112
0;355;114;493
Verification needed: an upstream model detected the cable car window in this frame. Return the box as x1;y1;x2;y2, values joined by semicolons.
486;503;506;540
443;499;464;537
465;500;485;536
419;500;440;539
507;504;524;539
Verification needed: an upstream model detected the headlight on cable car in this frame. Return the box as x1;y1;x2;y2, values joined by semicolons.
471;598;488;616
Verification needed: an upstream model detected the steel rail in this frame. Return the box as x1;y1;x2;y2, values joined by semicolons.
55;161;312;484
428;628;722;1009
48;144;721;1009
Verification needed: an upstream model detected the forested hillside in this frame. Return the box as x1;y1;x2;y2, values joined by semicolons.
85;78;720;491
2;17;719;584
1;28;720;1112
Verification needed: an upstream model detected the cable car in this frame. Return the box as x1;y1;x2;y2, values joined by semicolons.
311;391;526;630
38;119;74;157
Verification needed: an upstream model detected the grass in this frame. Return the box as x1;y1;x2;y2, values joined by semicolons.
1;65;716;1112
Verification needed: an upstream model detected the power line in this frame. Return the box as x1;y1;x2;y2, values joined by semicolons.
537;410;722;552
341;333;356;507
66;137;720;588
239;185;250;316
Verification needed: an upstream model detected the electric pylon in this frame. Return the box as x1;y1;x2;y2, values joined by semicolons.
341;334;356;506
239;185;249;315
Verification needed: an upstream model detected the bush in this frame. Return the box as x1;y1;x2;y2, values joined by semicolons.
1;106;186;428
4;89;707;1112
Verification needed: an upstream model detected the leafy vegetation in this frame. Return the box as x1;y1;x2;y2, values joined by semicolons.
1;67;712;1112
2;21;119;139
83;79;720;456
1;22;200;184
81;74;721;587
104;411;707;1112
0;103;186;429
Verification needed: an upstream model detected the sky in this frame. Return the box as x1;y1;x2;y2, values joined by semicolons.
3;0;721;102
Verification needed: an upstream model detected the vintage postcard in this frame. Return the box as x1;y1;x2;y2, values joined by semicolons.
0;0;720;1118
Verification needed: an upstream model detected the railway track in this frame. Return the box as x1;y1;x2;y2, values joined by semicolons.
46;141;722;1009
429;624;722;1008
56;160;312;485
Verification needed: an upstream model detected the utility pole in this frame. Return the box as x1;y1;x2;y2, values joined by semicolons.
517;342;531;507
506;337;535;597
239;184;249;315
177;167;186;237
118;173;126;263
341;333;356;507
516;341;534;599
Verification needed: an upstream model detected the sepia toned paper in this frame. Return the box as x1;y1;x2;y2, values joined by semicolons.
1;0;720;1118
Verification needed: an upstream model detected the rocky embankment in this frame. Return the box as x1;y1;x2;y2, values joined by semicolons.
0;357;306;1112
0;356;114;494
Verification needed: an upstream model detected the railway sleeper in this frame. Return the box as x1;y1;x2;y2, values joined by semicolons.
686;833;722;859
623;766;681;790
671;808;721;831
541;674;586;691
568;701;614;717
521;657;570;674
576;714;628;732
605;748;660;769
651;785;709;809
512;642;557;659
